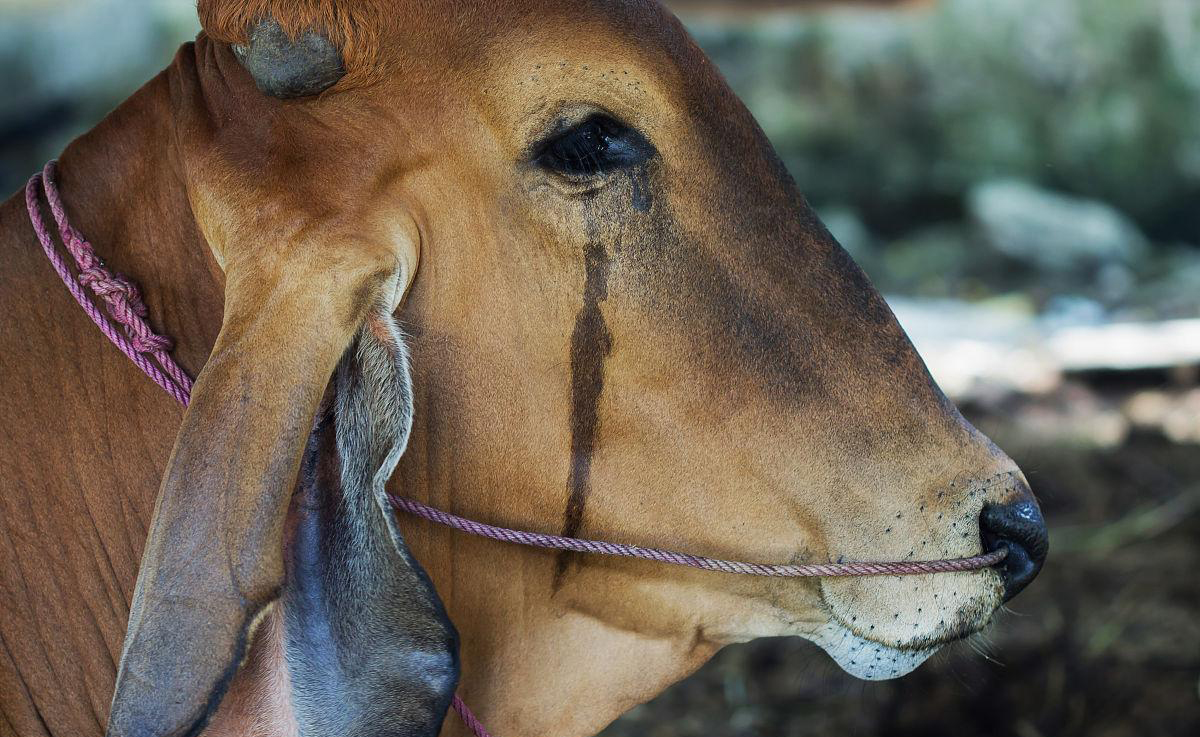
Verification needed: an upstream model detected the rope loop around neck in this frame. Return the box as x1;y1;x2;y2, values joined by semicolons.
26;161;192;404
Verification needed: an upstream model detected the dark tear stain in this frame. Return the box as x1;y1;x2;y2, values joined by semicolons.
628;166;652;213
555;238;613;586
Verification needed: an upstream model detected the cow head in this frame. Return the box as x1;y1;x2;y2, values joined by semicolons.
109;1;1047;735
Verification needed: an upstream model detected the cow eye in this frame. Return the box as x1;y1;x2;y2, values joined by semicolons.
536;115;653;178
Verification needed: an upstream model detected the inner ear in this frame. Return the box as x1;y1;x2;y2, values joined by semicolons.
231;17;345;98
282;309;459;737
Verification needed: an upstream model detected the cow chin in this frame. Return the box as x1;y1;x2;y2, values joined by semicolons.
806;621;940;680
804;568;1006;680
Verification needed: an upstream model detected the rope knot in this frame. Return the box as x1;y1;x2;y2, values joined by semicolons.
80;268;142;302
131;333;173;353
26;160;193;403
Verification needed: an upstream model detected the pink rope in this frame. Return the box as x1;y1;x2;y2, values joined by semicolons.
27;160;1006;737
391;497;1005;577
453;695;494;737
26;161;192;405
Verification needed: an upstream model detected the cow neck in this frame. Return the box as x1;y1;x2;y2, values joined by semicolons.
392;468;716;736
0;66;222;736
420;545;719;737
53;72;224;378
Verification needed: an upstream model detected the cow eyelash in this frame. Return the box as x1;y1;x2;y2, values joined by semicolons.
535;115;653;178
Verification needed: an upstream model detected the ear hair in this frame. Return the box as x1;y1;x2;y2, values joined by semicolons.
335;308;415;501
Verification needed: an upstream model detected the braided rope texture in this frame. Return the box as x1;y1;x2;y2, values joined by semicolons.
26;161;192;405
27;160;1006;737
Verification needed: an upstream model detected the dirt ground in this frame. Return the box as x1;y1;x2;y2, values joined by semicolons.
602;385;1200;737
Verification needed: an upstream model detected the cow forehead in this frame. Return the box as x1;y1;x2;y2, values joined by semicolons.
202;0;694;85
331;10;713;189
373;0;695;101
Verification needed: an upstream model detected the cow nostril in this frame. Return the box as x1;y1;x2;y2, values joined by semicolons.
979;500;1049;602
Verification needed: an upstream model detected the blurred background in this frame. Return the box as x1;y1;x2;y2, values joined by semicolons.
2;1;1197;735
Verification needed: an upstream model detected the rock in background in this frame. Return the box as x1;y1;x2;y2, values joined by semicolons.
968;179;1147;273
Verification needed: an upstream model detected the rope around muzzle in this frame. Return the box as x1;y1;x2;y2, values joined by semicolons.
390;497;1006;577
26;161;1007;737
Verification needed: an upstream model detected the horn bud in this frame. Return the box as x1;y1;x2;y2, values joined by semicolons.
232;17;345;98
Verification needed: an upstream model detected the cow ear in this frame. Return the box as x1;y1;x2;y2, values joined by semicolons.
283;310;459;737
105;263;379;737
231;17;345;98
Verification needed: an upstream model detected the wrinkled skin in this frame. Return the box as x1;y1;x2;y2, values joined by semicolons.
0;2;1043;737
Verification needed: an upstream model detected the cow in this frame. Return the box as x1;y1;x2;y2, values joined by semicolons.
0;1;1049;736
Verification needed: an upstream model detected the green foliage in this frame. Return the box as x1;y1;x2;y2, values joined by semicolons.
691;0;1200;243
